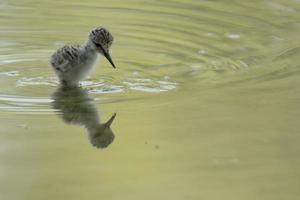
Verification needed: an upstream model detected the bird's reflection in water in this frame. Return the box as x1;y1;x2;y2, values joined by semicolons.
52;86;116;149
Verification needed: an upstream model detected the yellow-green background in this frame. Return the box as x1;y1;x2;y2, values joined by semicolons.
0;0;299;199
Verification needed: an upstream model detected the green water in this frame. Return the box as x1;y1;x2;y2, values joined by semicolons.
1;0;300;199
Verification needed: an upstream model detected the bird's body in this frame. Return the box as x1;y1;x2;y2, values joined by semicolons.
51;42;99;86
50;27;115;86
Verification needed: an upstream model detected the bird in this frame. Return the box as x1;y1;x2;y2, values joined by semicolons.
50;26;116;86
52;85;116;148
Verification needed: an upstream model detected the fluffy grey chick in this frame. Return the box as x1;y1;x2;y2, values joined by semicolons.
50;27;115;86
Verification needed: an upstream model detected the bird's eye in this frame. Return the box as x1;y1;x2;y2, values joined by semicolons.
94;42;106;52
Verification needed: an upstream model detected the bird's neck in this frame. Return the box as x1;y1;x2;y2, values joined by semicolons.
82;40;98;54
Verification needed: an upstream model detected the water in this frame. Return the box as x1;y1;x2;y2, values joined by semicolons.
0;0;300;199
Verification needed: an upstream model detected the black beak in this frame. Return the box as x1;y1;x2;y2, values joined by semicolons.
105;113;117;128
96;43;116;69
103;50;116;69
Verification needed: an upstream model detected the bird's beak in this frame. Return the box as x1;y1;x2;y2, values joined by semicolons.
105;113;116;128
103;50;116;69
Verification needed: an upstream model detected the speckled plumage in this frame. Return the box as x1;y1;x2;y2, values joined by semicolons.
50;27;115;86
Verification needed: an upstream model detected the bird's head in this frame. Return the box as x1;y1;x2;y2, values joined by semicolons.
89;26;116;68
88;113;116;149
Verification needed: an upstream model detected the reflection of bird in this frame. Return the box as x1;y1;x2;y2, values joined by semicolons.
52;86;116;148
50;27;116;86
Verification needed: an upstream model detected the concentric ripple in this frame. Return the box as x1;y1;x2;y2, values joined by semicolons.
0;0;299;113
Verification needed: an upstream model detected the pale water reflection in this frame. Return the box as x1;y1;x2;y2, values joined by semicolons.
52;86;116;148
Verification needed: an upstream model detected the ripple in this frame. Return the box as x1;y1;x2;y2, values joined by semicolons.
0;94;52;103
122;78;178;93
0;70;19;77
89;85;124;94
0;0;299;102
15;72;178;94
16;77;58;87
0;94;53;113
266;1;295;12
0;59;35;65
225;33;241;40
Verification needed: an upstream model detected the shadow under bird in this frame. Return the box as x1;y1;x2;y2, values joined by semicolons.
50;26;116;86
52;86;116;148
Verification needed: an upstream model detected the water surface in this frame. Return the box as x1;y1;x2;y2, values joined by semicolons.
0;0;300;199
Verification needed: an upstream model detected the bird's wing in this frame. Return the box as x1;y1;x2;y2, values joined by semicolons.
50;45;81;72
